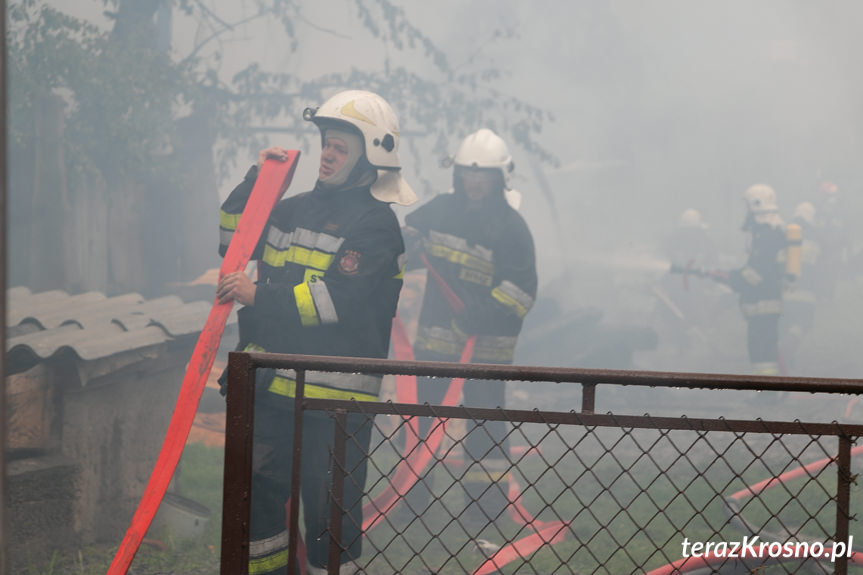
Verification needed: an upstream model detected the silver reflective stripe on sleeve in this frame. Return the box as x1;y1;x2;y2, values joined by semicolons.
427;230;494;262
474;334;518;362
741;299;782;316
741;266;763;286
220;228;235;248
266;227;293;250
309;279;339;324
424;230;496;275
492;280;535;317
293;227;345;252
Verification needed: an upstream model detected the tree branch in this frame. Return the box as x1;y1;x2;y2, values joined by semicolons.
180;10;264;65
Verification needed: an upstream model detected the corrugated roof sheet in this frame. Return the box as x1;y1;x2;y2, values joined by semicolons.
6;288;237;375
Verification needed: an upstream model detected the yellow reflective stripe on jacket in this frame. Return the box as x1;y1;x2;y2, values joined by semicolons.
475;334;517;362
294;282;320;327
426;244;495;274
751;361;780;376
459;268;493;286
491;286;529;318
220;210;242;231
248;549;288;575
242;343;267;353
416;325;465;357
268;377;378;402
393;253;407;279
263;244;336;270
249;530;289;558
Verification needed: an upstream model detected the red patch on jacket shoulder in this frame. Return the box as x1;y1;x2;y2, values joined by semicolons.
338;250;361;275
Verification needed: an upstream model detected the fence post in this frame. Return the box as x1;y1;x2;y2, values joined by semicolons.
835;434;853;575
582;383;596;414
220;352;258;575
287;369;307;575
327;410;349;574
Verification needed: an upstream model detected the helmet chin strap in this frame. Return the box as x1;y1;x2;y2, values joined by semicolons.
319;128;364;188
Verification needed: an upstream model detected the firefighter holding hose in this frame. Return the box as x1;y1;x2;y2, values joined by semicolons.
217;90;416;575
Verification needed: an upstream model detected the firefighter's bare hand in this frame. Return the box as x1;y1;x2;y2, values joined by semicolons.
257;146;290;169
217;272;256;306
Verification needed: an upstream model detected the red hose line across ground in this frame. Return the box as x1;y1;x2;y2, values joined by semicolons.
362;314;475;531
648;442;863;574
106;154;300;575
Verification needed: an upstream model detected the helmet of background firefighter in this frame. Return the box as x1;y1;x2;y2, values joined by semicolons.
742;184;784;228
819;181;839;203
793;201;816;226
451;128;521;210
679;208;708;229
303;89;416;206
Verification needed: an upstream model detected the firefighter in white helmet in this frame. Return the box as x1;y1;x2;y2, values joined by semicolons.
401;128;537;530
726;184;788;375
216;90;415;575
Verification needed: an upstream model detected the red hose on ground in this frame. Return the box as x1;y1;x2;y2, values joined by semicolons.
649;443;863;574
728;443;863;502
472;521;569;575
506;473;547;530
362;316;475;531
106;154;300;575
362;253;472;530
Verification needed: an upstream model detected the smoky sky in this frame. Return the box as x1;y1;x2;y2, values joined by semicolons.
29;0;863;379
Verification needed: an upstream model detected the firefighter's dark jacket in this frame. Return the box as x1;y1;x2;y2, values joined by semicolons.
218;165;405;400
404;191;537;364
727;220;786;317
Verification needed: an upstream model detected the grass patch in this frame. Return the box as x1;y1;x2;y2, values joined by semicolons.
23;443;224;575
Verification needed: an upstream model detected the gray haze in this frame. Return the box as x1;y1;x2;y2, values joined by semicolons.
21;1;863;386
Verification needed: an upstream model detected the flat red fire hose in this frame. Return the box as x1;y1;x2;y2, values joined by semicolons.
646;443;863;575
362;314;475;531
394;254;569;575
106;153;300;575
362;254;471;531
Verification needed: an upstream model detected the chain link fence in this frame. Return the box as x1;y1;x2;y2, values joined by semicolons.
221;352;863;575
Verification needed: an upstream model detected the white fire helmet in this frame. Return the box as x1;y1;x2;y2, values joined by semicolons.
819;181;838;196
743;184;783;228
743;184;779;214
819;181;839;205
679;208;706;229
793;201;816;225
304;90;416;205
454;128;515;183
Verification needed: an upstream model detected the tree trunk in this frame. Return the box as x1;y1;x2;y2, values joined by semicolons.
28;94;67;292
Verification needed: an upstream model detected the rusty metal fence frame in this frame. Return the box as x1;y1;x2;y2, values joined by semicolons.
220;351;863;575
